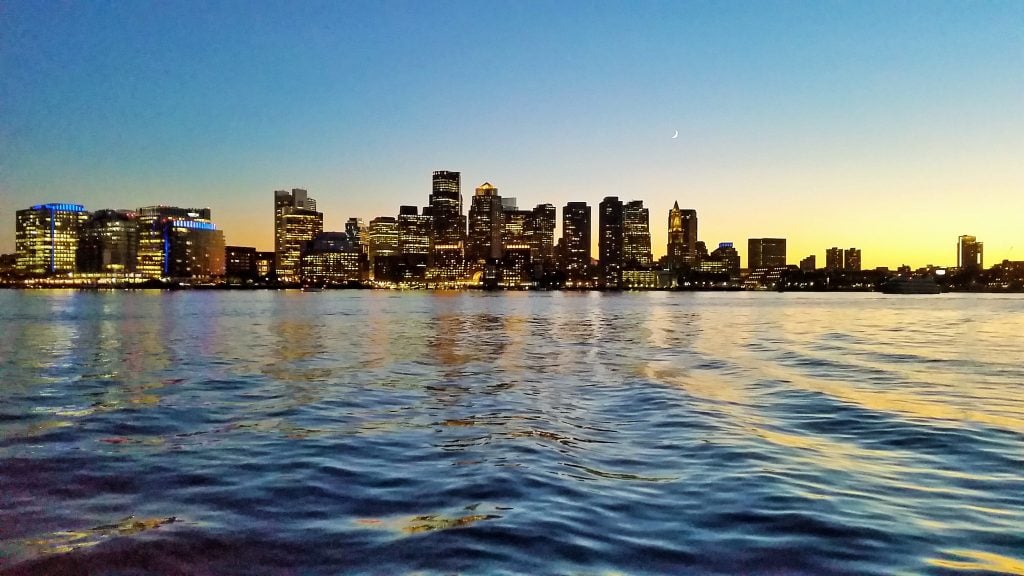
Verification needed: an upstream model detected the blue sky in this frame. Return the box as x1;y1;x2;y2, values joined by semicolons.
2;1;1022;266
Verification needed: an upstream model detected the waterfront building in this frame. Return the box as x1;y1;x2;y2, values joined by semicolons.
561;202;591;284
0;253;16;278
501;204;533;286
225;246;258;282
844;248;862;271
275;189;323;282
300;232;365;285
826;247;844;270
666;202;698;269
709;242;741;280
136;206;225;279
623;200;652;268
467;183;504;263
15;203;90;276
958;235;983;271
77;209;139;274
428;171;465;283
800;255;817;272
599;196;624;288
622;269;659;289
748;238;787;269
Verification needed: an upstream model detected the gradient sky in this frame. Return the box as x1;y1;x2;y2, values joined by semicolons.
2;0;1021;268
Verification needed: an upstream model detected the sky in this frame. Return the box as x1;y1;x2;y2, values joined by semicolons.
1;0;1021;268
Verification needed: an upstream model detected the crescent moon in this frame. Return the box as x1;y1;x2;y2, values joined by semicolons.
672;130;679;139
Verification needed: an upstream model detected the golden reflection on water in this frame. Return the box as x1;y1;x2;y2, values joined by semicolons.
929;549;1024;575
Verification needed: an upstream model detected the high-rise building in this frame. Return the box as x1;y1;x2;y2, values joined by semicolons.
748;238;787;269
428;171;465;282
15;203;90;276
561;202;591;284
666;202;698;269
527;204;556;265
958;235;984;271
709;242;741;280
800;254;817;272
368;217;399;278
826;247;844;271
77;209;138;274
345;218;368;255
623;200;652;268
467;183;504;263
256;251;276;279
844;248;862;271
275;189;323;282
398;206;431;256
136;206;225;279
599;196;624;288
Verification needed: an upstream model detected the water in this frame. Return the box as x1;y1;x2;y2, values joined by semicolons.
1;290;1022;575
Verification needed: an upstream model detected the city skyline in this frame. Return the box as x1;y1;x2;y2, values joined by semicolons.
2;1;1022;268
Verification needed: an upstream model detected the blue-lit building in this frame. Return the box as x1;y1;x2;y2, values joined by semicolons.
136;206;225;279
15;203;90;276
77;209;139;274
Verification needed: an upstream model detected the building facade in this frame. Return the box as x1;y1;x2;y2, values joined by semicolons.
748;238;787;269
15;203;90;276
599;197;624;288
958;235;983;271
275;189;323;282
561;202;592;285
467;183;504;263
623;200;652;268
666;202;698;269
76;209;138;275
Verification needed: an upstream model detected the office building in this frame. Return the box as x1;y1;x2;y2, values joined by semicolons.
428;171;465;283
844;248;862;271
15;203;90;276
256;252;275;279
748;238;787;269
622;201;652;268
709;242;741;280
345;218;368;254
300;232;365;285
599;196;624;288
527;204;556;264
275;189;323;282
666;202;698;269
225;246;258;282
561;202;591;284
800;255;817;272
467;183;504;263
958;235;984;271
77;209;138;274
136;206;225;279
369;217;399;279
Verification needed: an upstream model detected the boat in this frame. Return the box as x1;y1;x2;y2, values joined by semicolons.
880;276;942;294
301;285;324;292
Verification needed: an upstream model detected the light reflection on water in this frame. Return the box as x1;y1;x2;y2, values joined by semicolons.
0;290;1022;575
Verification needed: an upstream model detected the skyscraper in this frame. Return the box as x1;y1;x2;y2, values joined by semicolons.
958;235;984;271
368;216;399;278
748;238;787;269
275;189;323;282
666;202;698;269
346;218;368;255
467;183;504;263
561;202;591;284
844;248;862;271
527;204;556;264
428;171;465;282
15;203;90;276
623;200;652;268
599;196;624;288
77;209;139;274
826;247;844;270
